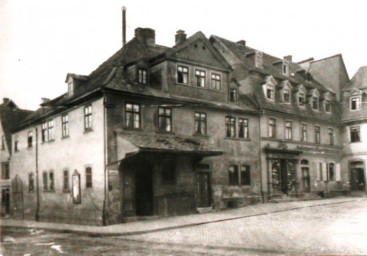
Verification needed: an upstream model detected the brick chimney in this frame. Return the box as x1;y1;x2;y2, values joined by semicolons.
284;55;293;62
135;28;155;46
175;30;186;45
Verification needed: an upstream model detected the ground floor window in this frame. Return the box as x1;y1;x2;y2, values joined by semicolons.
228;164;251;186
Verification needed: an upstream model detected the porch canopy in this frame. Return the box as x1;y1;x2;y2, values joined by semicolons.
115;130;223;162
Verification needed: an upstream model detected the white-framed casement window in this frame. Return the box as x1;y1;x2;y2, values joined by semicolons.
350;96;361;111
211;73;221;91
285;121;292;140
62;114;69;138
195;69;206;88
158;107;172;132
350;126;361;143
125;103;141;129
194;112;207;135
138;68;147;85
177;65;189;84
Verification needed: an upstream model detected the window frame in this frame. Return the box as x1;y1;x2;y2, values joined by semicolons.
238;118;249;139
63;169;70;192
285;120;292;140
62;114;69;138
27;131;33;148
325;100;332;113
328;163;335;181
268;118;276;138
138;68;148;85
350;96;361;111
158;107;172;132
350;126;361;143
195;69;206;88
14;136;19;152
86;167;92;189
314;126;321;144
28;173;34;192
298;92;306;107
312;96;319;110
229;88;238;102
228;165;239;186
125;102;141;130
177;65;189;85
301;123;307;142
43;171;48;191
225;116;236;138
283;88;291;104
84;105;93;131
328;128;334;145
1;162;9;179
194;112;207;135
266;84;275;100
211;73;221;91
240;165;251;185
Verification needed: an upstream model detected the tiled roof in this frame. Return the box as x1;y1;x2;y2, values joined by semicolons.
0;100;33;151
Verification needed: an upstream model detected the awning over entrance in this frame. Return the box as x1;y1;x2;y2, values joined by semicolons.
116;131;223;162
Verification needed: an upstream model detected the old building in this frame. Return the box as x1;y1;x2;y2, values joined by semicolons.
0;99;32;216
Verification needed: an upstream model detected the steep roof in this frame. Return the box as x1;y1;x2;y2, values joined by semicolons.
0;99;33;151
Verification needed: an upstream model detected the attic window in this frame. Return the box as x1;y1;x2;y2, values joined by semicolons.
283;89;290;103
325;100;331;113
312;97;319;110
230;88;238;102
306;73;311;81
266;84;274;100
350;96;361;110
298;92;305;107
138;68;147;85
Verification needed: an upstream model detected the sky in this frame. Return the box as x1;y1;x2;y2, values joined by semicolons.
1;0;367;110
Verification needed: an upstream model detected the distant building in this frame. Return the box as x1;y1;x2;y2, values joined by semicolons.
5;26;366;226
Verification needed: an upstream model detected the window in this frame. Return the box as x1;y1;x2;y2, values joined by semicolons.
240;165;251;185
328;128;334;145
325;100;331;113
282;63;288;75
266;84;274;100
230;88;238;102
162;160;175;184
312;97;319;110
27;131;33;148
195;70;205;87
138;68;147;85
158;107;172;132
194;112;207;135
84;105;92;130
43;172;48;191
238;118;249;139
350;126;361;143
350;96;361;110
285;121;292;140
318;162;323;181
125;103;141;129
1;162;9;179
225;116;236;138
328;163;335;181
306;73;311;81
301;123;307;142
48;120;54;141
211;73;221;90
49;171;54;191
86;167;92;188
14;136;18;152
228;165;239;185
42;122;48;142
177;66;188;84
62;114;69;137
283;89;290;103
1;136;5;150
269;118;276;138
298;92;305;107
63;170;69;191
29;173;34;192
314;126;321;144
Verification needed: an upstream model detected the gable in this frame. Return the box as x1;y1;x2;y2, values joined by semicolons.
171;38;229;70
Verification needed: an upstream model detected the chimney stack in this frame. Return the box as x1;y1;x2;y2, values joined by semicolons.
3;98;10;104
122;6;126;47
237;40;246;46
41;98;50;104
135;28;155;46
175;30;186;45
284;55;292;62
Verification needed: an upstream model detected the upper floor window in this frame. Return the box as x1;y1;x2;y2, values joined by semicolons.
285;121;292;140
314;126;321;144
158;107;172;132
266;84;274;100
194;112;207;135
269;118;276;138
27;131;33;148
325;100;331;113
230;88;238;102
125;103;141;129
225;116;236;138
48;120;54;141
14;136;19;152
138;68;147;85
1;162;9;179
42;122;48;142
350;96;361;110
312;97;319;110
298;92;305;107
28;173;34;192
211;73;221;90
62;114;69;138
328;128;334;145
1;135;5;150
350;126;361;143
84;105;92;131
195;70;206;88
86;167;92;188
238;118;249;139
177;66;188;84
301;123;307;142
306;72;311;81
283;89;290;103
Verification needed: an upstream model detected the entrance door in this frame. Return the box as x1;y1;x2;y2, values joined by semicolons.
351;168;365;191
135;171;153;216
1;188;10;215
280;160;288;194
196;172;211;207
302;167;310;192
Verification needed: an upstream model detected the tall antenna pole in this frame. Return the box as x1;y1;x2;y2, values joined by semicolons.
122;6;126;47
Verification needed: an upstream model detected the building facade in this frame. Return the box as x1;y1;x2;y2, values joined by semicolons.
5;26;366;225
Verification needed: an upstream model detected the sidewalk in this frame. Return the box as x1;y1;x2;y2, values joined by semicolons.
0;197;363;237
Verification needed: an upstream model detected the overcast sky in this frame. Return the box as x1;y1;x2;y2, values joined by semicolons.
1;0;367;110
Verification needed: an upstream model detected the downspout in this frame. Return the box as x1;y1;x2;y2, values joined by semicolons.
258;111;264;203
35;127;40;221
102;95;108;225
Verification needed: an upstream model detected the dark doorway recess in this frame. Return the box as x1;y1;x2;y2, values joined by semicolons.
135;169;153;216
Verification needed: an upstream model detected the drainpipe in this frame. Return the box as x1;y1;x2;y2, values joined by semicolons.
258;111;264;203
35;127;40;221
102;95;108;225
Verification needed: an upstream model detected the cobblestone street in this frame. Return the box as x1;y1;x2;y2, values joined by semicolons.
1;198;367;255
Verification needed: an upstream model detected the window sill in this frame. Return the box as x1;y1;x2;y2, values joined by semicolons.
27;146;33;150
224;137;251;141
43;190;55;193
84;129;93;134
156;130;175;135
193;133;209;138
62;135;70;140
124;127;143;131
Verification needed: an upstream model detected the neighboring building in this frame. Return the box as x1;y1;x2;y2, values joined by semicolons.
0;98;32;216
211;36;346;199
340;67;367;193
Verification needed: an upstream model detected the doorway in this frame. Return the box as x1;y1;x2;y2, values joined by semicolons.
1;188;10;216
135;171;153;216
350;161;365;191
302;167;311;192
196;172;211;207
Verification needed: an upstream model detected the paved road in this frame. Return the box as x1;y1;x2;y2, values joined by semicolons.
1;199;367;255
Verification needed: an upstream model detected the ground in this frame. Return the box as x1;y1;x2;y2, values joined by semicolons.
1;199;367;255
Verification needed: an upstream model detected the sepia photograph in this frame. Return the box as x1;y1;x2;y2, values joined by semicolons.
1;0;367;255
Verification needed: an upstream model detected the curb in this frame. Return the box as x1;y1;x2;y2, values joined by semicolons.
1;198;363;237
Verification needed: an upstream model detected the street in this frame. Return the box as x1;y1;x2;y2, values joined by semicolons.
1;199;367;255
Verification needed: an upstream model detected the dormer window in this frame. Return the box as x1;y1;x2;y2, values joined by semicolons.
283;88;290;103
350;96;361;110
298;92;305;107
138;68;147;85
325;100;331;113
312;97;319;110
230;88;238;102
306;73;311;81
282;63;289;76
266;84;274;100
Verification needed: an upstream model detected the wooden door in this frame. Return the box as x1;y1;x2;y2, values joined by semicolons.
196;172;211;207
302;167;310;192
